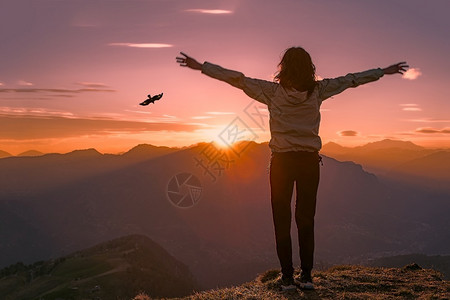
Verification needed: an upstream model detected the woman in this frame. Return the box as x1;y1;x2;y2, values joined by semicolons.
176;48;408;290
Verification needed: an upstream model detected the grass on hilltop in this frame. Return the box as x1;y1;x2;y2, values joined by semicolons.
134;264;450;300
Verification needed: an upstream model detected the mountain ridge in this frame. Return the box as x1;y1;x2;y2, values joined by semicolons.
321;139;449;191
3;138;447;158
0;234;199;299
354;139;425;151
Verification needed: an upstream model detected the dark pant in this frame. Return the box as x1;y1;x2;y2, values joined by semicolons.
269;151;320;278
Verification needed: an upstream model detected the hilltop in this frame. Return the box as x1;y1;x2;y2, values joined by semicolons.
0;235;199;300
134;265;449;300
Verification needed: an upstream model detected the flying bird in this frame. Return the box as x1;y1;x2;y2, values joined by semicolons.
139;93;163;106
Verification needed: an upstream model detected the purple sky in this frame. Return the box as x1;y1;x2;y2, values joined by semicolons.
1;0;449;154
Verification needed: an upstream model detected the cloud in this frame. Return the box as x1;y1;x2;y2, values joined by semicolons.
185;9;233;14
0;82;3;86
184;122;211;127
49;94;76;98
415;127;450;134
192;116;214;119
124;109;152;115
0;114;203;140
400;103;422;111
18;80;33;86
403;107;422;111
108;43;173;48
76;82;109;88
405;118;450;123
0;106;75;118
0;88;115;94
337;130;359;137
206;111;235;115
402;68;422;80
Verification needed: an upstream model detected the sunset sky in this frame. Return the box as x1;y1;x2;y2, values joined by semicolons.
1;0;449;154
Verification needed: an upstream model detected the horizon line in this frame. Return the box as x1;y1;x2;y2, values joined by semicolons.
1;138;448;157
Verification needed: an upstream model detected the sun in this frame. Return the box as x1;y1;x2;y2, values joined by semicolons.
210;136;231;149
198;126;233;149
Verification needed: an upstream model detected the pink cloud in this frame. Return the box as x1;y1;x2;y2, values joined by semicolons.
0;88;115;94
403;107;422;111
400;103;422;111
185;9;232;14
402;68;422;80
109;43;173;48
415;127;450;134
405;118;450;123
76;82;109;88
206;111;235;115
192;116;214;119
18;80;33;86
337;130;359;137
0;114;203;140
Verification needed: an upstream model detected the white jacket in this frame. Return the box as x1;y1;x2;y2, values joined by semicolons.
202;62;384;152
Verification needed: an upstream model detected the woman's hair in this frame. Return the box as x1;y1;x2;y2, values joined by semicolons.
274;47;317;96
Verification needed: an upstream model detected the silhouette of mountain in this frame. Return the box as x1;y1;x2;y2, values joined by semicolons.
0;141;448;289
17;150;44;157
355;139;424;151
321;139;448;190
0;234;199;299
65;148;102;157
0;146;180;197
123;143;179;159
321;141;347;153
387;151;450;189
0;150;12;159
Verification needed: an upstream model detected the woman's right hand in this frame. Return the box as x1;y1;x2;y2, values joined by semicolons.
176;52;203;70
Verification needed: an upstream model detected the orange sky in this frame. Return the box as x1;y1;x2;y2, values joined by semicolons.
1;0;449;154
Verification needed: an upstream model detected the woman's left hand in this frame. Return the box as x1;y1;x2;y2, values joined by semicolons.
176;52;203;70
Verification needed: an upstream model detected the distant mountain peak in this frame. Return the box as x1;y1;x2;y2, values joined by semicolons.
358;139;423;151
66;148;102;157
17;150;44;157
0;150;12;158
125;143;164;154
322;142;348;151
130;143;158;150
123;144;178;159
323;139;424;152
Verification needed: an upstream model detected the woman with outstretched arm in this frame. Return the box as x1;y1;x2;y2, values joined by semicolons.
176;48;408;291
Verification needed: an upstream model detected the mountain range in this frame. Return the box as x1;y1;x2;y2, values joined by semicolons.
321;139;450;191
0;140;449;289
